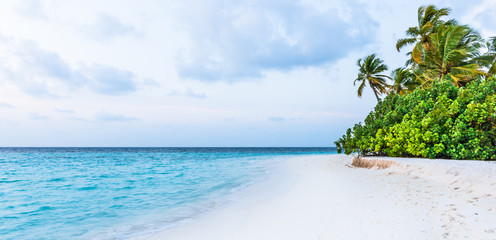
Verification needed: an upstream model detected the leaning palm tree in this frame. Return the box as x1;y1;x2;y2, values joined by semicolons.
390;68;419;95
354;54;391;102
420;24;487;86
396;5;452;64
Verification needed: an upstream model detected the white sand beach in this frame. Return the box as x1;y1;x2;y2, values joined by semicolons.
146;154;496;240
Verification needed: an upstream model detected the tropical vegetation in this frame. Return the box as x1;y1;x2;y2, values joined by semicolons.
354;54;391;102
335;4;496;160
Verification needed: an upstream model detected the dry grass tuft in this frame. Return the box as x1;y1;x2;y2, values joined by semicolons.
352;156;396;169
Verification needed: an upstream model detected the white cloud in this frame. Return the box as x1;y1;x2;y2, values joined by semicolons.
29;112;49;120
0;36;145;97
461;0;496;37
16;0;48;20
77;64;137;95
55;108;75;113
174;0;377;81
167;88;206;99
0;101;15;108
84;13;140;41
95;110;137;122
268;116;286;122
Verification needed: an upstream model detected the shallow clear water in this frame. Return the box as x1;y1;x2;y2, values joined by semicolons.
0;147;336;239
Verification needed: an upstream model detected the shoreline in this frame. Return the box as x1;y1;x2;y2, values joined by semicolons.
145;154;496;240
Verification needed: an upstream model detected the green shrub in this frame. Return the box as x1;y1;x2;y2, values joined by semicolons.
335;76;496;160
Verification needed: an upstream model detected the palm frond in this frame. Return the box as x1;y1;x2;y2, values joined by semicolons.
412;43;423;63
357;80;366;97
396;38;417;51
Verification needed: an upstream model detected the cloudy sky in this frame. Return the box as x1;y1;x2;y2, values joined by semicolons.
0;0;494;147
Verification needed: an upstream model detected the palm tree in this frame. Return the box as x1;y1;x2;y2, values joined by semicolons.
396;5;452;64
390;68;418;95
484;36;496;75
420;24;487;86
354;54;391;102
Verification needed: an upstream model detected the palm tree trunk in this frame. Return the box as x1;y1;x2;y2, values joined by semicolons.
372;86;380;102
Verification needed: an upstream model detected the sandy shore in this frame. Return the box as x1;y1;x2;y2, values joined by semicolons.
145;154;496;240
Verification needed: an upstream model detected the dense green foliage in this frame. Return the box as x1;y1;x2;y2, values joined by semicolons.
338;4;496;160
335;76;496;160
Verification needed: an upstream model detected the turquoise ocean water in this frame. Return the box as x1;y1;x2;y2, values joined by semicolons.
0;147;336;239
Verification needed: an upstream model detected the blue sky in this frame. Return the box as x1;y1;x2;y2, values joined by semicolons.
0;0;494;147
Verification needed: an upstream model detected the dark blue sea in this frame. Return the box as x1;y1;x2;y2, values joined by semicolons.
0;147;336;239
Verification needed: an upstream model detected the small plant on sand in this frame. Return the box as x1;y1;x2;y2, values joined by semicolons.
351;156;396;169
